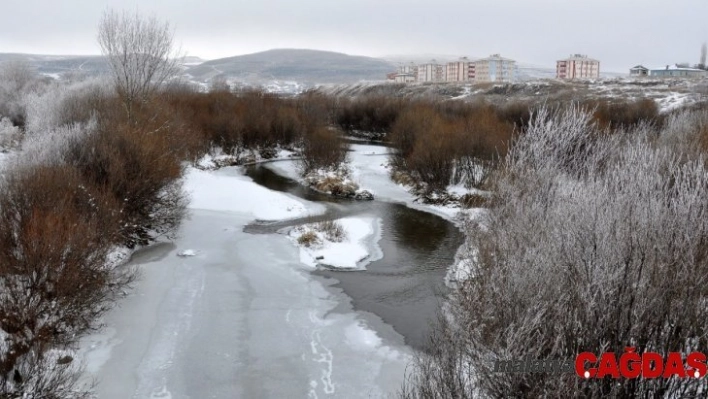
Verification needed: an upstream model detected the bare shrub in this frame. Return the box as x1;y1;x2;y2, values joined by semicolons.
300;126;348;174
390;102;513;192
587;98;661;131
63;112;187;248
0;165;131;383
166;90;306;157
336;95;406;133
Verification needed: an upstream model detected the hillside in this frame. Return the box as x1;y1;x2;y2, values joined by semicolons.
0;53;206;78
184;49;395;84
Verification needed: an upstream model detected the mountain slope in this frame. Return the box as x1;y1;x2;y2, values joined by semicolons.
185;49;395;84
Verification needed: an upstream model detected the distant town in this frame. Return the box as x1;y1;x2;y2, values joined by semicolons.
387;52;708;83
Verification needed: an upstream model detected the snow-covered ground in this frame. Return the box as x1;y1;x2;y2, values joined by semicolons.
78;166;411;398
288;217;383;270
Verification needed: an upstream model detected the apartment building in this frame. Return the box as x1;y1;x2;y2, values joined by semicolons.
446;57;474;82
556;54;600;79
417;60;446;82
474;54;516;83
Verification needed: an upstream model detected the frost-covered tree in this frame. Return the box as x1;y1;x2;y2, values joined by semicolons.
98;9;181;121
0;60;40;128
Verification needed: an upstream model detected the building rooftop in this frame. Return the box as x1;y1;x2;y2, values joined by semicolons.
559;54;599;62
650;64;706;72
477;54;515;62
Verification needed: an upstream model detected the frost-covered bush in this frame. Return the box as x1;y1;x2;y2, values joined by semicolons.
0;60;42;128
403;106;708;398
1;349;92;398
659;109;708;159
23;76;113;136
0;117;20;151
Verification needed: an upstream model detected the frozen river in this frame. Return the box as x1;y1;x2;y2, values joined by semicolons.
79;144;462;398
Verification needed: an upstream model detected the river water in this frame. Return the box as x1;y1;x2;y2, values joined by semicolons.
244;163;464;350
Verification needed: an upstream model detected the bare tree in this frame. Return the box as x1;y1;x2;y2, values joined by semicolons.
97;9;181;121
700;42;707;70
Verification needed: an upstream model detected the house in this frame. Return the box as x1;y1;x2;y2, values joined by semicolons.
629;65;649;77
474;54;516;83
649;64;707;78
556;54;600;79
394;73;416;83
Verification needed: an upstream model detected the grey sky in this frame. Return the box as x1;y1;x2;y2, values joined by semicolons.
2;0;707;72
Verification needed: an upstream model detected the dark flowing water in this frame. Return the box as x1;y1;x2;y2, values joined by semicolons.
243;164;463;350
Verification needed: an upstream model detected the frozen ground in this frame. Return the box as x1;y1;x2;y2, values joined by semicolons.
288;217;384;270
78;166;410;398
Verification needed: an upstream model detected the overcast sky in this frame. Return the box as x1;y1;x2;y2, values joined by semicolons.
2;0;707;72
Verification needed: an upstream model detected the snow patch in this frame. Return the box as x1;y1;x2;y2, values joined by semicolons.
185;167;323;220
289;217;383;270
177;249;197;257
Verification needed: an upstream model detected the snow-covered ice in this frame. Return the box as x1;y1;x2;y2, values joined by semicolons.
289;217;383;270
78;165;410;398
185;167;324;220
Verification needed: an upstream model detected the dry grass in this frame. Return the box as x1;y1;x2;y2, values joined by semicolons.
316;220;346;242
459;193;489;208
297;231;320;247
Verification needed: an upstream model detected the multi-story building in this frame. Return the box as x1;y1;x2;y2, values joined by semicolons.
398;63;417;77
417;60;446;82
556;54;600;79
474;54;516;83
446;57;474;82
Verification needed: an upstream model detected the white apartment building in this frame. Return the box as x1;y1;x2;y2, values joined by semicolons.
417;60;446;82
474;54;516;83
446;57;474;82
556;54;600;79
